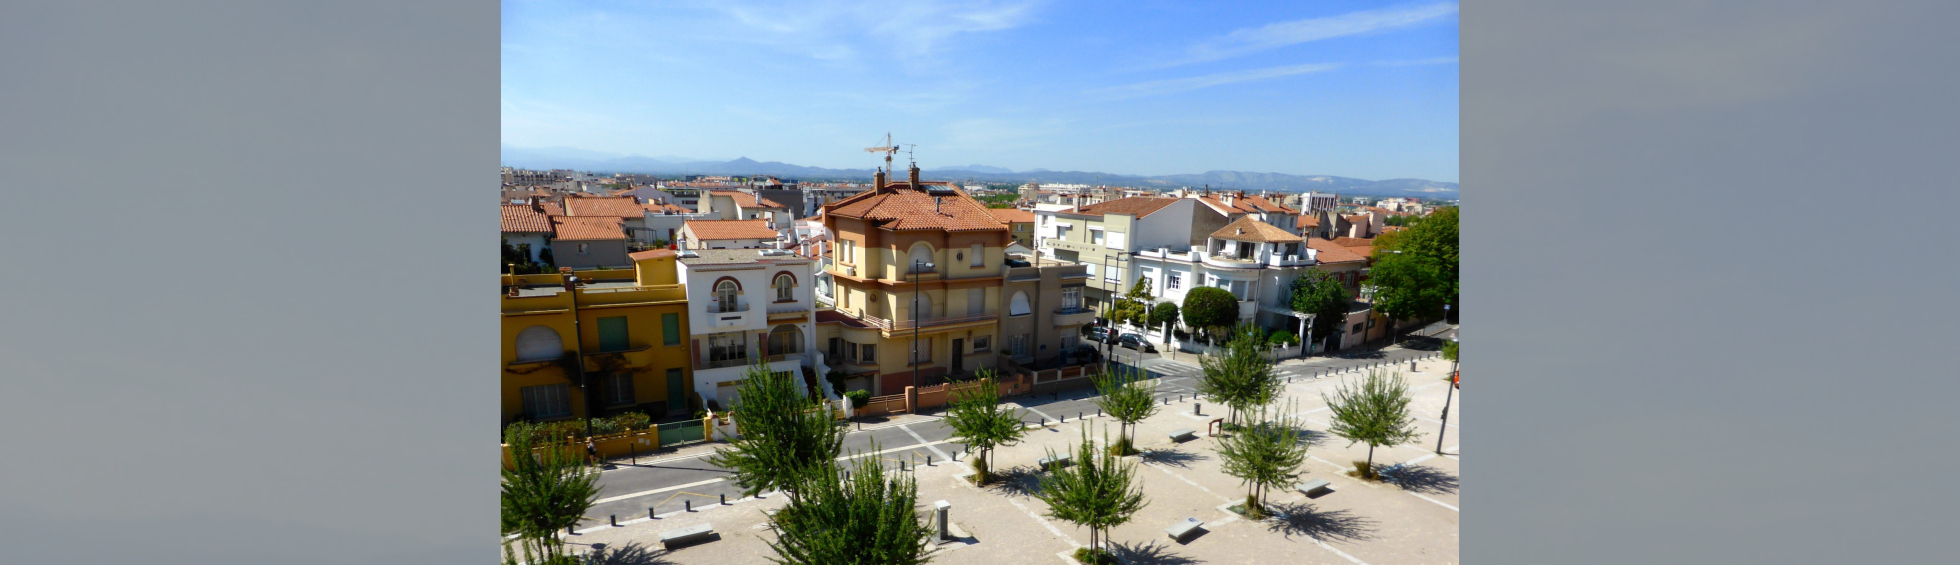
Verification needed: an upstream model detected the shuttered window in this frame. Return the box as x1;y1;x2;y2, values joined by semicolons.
597;316;629;352
661;313;680;346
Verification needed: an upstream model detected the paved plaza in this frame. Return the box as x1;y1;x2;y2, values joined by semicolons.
543;344;1460;565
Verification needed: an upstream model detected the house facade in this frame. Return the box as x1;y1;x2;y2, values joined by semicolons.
672;248;821;409
500;272;694;424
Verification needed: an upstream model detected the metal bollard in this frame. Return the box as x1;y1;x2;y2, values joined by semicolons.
568;525;575;536
685;500;692;512
1194;402;1202;416
720;493;726;505
630;443;636;465
649;507;655;520
611;515;618;527
928;455;933;466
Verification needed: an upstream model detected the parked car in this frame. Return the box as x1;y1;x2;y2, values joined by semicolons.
1059;344;1099;365
1082;325;1122;345
1117;333;1158;353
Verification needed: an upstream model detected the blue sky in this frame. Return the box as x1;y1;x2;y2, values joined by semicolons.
502;1;1458;182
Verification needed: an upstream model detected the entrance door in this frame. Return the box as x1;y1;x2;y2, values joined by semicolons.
950;338;964;375
666;368;686;413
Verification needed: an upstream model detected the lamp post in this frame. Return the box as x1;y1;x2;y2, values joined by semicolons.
565;273;593;439
912;259;934;389
1436;331;1457;455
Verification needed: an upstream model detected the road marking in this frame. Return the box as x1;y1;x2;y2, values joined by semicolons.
594;477;727;505
1021;404;1059;424
898;424;952;462
1410;493;1458;512
1402;453;1438;466
837;437;962;462
1413;416;1459;429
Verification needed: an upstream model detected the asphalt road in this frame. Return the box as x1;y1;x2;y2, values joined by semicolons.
572;325;1454;527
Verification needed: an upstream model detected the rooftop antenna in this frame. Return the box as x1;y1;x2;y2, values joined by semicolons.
902;144;917;168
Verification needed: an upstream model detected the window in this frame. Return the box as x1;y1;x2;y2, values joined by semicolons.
860;343;876;363
662;313;680;346
709;332;748;365
577;243;590;255
1061;287;1081;310
972;336;990;352
1090;229;1103;245
521;384;572;418
514;326;563;362
910;337;932;364
1085;263;1097;278
600;373;635;407
715;280;740;312
1009;291;1031;316
829;337;843;358
1105;265;1122;283
1106;231;1126;250
1009;334;1029;358
1352;323;1364;334
774;273;796;302
1056;224;1071;239
968;288;984;316
971;244;984;267
1167;272;1182;290
597;316;629;352
767;324;803;355
908;243;933;272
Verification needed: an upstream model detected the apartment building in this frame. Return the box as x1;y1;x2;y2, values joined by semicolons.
816;166;1009;396
679;219;780;251
562;196;655;243
997;254;1094;368
500;269;693;424
1035;196;1228;311
984;207;1038;248
673;247;821;409
699;190;794;236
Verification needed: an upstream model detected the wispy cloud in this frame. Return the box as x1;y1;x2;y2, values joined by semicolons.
711;0;1045;61
1174;3;1457;66
1091;63;1341;99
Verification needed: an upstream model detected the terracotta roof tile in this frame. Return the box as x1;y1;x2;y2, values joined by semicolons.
562;196;645;218
1209;215;1303;243
825;183;1008;232
549;216;625;240
984;207;1037;224
628;249;676;261
643;202;692;214
501;204;552;233
711;191;788;210
684;219;779;240
1062;196;1180;219
1332;237;1374;248
1307;238;1367;264
1197;194;1297;215
1297;214;1320;228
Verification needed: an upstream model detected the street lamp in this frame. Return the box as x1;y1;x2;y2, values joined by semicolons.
912;259;934;388
564;273;593;439
1436;331;1457;455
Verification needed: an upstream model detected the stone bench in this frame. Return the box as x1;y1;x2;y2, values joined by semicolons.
1165;517;1203;543
659;523;715;549
1037;453;1072;470
1296;479;1332;498
1167;428;1196;443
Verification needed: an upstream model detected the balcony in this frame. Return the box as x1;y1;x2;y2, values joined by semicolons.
707;301;750;314
1052;306;1096;327
1238;299;1257;320
855;310;999;333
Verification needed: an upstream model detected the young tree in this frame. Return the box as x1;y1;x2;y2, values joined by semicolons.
1147;301;1180;348
1092;366;1159;456
1366;253;1449;343
1106;278;1154;334
1288;271;1352;350
766;444;936;565
538;246;556;267
1196;324;1283;426
1322;370;1420;479
941;370;1027;485
706;360;845;499
1180;286;1239;342
501;423;599;564
1215;403;1311;520
1035;427;1149;564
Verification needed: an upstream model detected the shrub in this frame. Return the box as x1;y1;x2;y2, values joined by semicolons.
844;390;869;409
1072;546;1117;565
1268;330;1298;346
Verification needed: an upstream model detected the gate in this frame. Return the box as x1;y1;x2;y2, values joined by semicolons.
656;419;706;447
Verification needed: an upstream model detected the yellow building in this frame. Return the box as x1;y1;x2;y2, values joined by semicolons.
501;254;694;425
818;166;1011;396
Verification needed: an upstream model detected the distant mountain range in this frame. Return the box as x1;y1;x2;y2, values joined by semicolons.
500;145;1458;199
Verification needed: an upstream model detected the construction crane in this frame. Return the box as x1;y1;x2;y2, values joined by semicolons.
864;133;897;172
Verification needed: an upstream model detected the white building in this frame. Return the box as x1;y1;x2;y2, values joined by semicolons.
675;248;823;409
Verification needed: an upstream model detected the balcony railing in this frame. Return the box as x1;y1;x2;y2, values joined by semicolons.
707;301;749;314
701;354;750;370
855;311;999;332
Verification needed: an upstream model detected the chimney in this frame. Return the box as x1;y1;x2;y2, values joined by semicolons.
935;197;942;214
874;167;886;190
908;164;921;190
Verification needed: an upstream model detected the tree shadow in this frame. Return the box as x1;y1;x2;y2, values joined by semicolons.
1263;501;1379;544
1108;540;1202;565
581;541;675;565
982;465;1046;497
1377;463;1459;495
1137;447;1207;469
1293;429;1334;448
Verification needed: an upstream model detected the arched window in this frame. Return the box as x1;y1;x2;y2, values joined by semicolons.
1009;291;1031;316
767;324;803;355
908;243;933;273
715;279;740;312
514;326;563;362
774;273;796;302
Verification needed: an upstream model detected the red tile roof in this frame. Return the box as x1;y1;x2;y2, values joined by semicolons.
550;216;625;241
1297;214;1321;228
684;219;779;240
1209;215;1303;243
1197;194;1296;215
643;202;692;214
825;183;1008;232
1307;238;1368;264
628;249;676;261
501;204;553;233
984;207;1038;224
1332;237;1374;248
562;196;645;218
711;191;788;210
1062;196;1180;219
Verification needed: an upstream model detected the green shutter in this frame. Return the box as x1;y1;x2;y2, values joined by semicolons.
666;369;686;411
597;316;629;352
662;313;680;346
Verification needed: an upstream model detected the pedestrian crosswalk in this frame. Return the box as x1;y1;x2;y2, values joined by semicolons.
1140;358;1201;379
